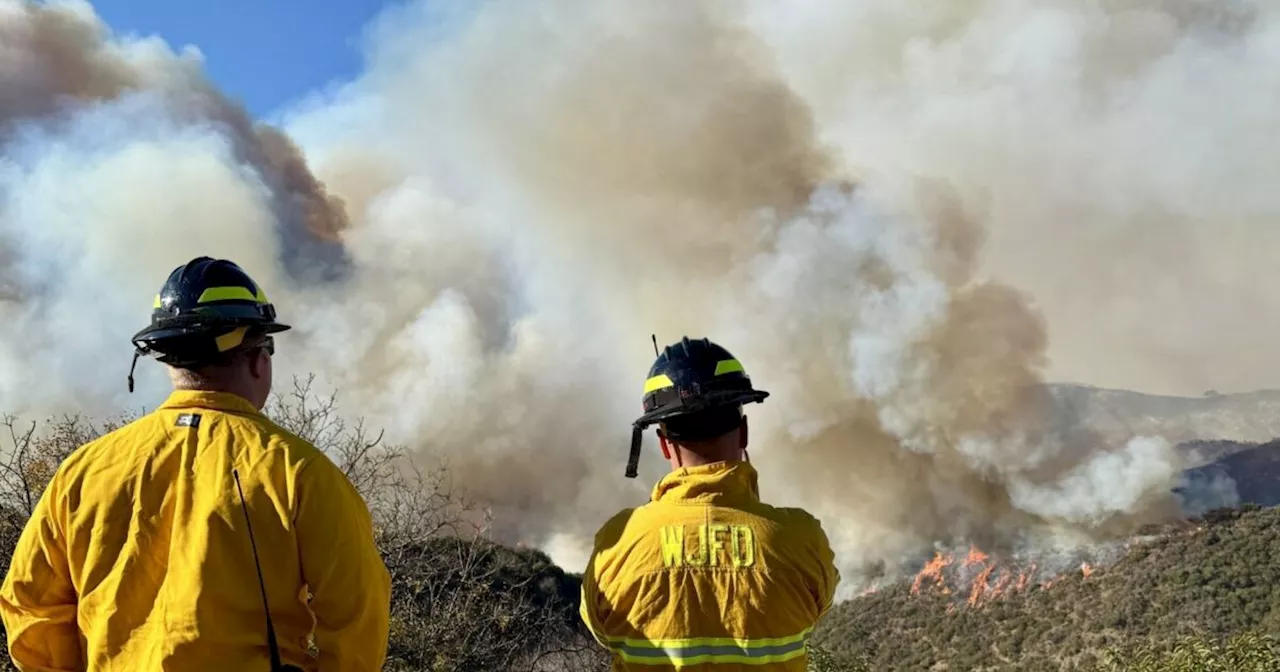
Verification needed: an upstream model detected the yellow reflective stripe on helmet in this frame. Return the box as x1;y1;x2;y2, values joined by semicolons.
714;359;744;375
644;374;674;394
197;286;267;304
153;294;162;309
214;327;249;352
602;628;813;667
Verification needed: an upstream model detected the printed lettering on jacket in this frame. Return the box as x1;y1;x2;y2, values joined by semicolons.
658;524;757;568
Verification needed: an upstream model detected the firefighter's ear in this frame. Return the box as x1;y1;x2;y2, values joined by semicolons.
247;347;267;379
656;429;672;460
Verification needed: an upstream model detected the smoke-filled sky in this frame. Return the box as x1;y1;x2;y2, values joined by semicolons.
2;0;1277;597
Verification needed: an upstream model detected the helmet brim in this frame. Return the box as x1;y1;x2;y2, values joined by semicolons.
132;320;291;354
633;389;769;429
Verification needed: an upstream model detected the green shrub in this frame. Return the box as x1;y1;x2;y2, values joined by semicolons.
1094;631;1280;672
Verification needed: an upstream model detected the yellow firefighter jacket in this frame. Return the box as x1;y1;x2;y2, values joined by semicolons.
0;390;391;671
579;460;839;670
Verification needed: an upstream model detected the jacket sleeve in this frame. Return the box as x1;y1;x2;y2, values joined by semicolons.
294;455;391;671
0;476;82;671
578;552;611;648
804;514;840;618
579;510;633;650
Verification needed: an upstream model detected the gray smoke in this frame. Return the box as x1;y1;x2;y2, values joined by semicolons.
3;0;1274;596
749;0;1280;397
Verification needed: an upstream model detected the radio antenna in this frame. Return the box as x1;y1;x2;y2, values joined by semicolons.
651;334;659;356
233;469;286;672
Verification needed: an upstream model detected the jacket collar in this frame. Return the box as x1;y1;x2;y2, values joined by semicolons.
158;389;262;416
650;460;761;506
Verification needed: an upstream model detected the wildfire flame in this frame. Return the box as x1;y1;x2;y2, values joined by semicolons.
1016;564;1037;592
967;564;997;607
906;545;1095;609
910;551;954;596
962;544;989;567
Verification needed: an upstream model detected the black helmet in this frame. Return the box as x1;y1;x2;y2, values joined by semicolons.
625;337;768;477
127;257;290;390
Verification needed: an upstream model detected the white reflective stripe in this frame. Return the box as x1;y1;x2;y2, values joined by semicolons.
604;629;812;667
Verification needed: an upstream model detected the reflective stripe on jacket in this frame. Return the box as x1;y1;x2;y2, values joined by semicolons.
0;390;392;671
580;461;839;670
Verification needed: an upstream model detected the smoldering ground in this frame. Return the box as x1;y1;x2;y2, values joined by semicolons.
1;0;1276;596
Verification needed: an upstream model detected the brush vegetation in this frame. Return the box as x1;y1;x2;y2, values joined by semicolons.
811;504;1280;670
1;377;1279;671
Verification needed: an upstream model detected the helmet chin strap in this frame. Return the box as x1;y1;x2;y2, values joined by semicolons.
127;349;141;394
625;425;643;478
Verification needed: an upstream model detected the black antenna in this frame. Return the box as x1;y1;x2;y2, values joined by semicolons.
651;334;659;357
233;469;286;672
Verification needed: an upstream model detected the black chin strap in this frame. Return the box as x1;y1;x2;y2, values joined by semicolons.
625;425;643;478
127;350;141;393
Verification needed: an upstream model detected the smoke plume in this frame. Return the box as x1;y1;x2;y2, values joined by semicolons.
2;0;1276;596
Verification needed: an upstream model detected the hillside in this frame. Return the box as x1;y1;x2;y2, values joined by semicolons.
811;505;1280;671
1046;384;1280;451
1179;439;1280;508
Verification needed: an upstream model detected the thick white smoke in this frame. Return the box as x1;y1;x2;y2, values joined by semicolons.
748;0;1280;396
1;0;1275;597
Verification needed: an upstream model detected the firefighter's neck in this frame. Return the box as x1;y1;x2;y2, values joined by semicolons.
167;356;272;410
664;424;749;470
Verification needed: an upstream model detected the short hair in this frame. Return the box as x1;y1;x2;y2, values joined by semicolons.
660;405;744;443
166;333;267;389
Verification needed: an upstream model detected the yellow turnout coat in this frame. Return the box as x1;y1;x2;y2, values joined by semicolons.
580;461;839;671
0;390;391;671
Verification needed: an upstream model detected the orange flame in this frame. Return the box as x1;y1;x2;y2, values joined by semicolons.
989;570;1014;599
905;545;1092;609
911;551;954;596
967;564;997;606
962;544;990;567
1016;563;1037;593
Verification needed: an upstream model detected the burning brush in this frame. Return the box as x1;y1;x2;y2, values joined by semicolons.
907;545;1101;608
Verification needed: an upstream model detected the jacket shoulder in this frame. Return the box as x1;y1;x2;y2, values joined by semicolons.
250;415;324;456
56;412;163;473
770;504;826;527
592;507;638;548
756;502;832;543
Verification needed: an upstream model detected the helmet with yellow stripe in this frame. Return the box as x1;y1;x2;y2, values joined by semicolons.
129;257;290;384
626;337;768;478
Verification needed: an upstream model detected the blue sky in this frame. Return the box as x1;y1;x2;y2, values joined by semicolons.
90;0;396;120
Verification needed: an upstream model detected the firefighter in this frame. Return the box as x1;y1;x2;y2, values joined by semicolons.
580;336;840;670
0;256;391;671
